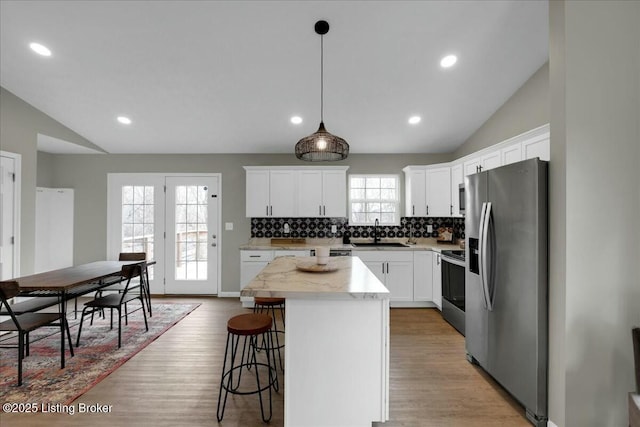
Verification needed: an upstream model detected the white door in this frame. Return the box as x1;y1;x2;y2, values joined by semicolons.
426;167;451;217
0;154;18;279
322;170;347;217
165;176;219;294
297;170;323;217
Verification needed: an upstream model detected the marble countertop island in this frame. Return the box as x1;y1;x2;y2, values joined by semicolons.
241;255;389;300
241;255;390;427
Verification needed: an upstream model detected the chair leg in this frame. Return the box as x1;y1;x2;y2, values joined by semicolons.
216;332;232;422
141;297;148;332
18;332;24;386
117;307;122;348
64;318;75;357
25;332;30;357
76;306;89;347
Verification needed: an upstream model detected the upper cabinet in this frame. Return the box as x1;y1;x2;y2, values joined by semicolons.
403;166;451;217
245;166;348;218
404;124;549;218
297;169;347;217
245;169;296;217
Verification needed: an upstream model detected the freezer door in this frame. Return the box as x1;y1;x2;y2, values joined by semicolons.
484;159;548;418
464;172;488;366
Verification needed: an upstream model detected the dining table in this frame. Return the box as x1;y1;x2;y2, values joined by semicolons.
11;260;153;368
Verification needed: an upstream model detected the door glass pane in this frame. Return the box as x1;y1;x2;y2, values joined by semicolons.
121;185;154;279
174;185;208;281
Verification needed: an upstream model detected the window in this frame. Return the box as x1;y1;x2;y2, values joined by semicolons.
349;175;400;226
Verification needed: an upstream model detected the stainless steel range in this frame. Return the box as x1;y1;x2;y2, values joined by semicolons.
440;249;465;336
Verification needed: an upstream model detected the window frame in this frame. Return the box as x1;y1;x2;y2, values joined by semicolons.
348;174;401;226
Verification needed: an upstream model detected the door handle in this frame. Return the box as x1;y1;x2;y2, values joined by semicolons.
211;243;217;247
426;205;429;215
323;205;326;216
412;205;415;216
212;234;217;239
270;205;273;216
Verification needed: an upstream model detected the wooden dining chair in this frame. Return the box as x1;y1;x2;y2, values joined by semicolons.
76;263;149;349
0;280;74;386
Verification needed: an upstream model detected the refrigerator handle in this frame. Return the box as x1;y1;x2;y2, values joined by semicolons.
481;202;493;311
478;202;488;309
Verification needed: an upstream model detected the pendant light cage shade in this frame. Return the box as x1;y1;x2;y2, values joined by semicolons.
295;122;349;161
295;20;349;162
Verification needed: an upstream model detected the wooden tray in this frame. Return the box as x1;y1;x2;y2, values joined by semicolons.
296;261;338;273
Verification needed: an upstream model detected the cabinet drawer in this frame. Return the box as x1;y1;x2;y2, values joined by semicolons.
241;250;274;262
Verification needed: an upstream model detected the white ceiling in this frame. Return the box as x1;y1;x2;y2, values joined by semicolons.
0;1;548;155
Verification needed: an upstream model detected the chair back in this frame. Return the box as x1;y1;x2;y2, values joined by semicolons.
633;327;640;393
119;252;146;261
118;262;146;302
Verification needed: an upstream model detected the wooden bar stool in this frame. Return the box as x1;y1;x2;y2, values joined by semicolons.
253;297;285;371
216;313;278;423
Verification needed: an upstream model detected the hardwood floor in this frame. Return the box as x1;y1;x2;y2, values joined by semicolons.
3;298;529;426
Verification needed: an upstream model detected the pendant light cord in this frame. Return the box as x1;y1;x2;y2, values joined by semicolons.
320;34;324;123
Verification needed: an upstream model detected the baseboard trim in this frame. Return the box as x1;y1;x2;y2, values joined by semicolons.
218;291;240;298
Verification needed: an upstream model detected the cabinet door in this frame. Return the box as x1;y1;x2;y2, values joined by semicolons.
481;151;501;171
362;260;386;285
269;170;297;217
464;158;481;177
432;253;442;310
322;170;347;217
386;260;414;302
413;252;433;301
405;169;426;217
450;164;464;217
298;170;323;217
426;167;451;217
501;144;522;166
522;136;550;161
246;170;270;217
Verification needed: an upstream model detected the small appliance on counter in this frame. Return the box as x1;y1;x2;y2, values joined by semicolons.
436;227;454;243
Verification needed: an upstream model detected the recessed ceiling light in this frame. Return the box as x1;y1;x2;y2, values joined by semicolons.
117;116;132;125
290;116;303;125
440;54;457;68
408;116;421;125
29;42;52;57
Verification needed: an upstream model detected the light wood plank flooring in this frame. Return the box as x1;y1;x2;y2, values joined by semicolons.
3;297;529;426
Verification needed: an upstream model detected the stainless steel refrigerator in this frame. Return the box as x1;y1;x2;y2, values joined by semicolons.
465;158;548;427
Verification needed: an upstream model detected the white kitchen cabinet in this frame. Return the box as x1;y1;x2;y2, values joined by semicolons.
464;151;501;176
522;134;550;161
354;251;414;303
297;168;347;217
413;251;434;301
245;169;296;217
450;163;464;217
403;166;451;218
426;167;452;217
432;252;442;310
274;250;312;257
404;169;426;217
501;143;522;166
240;250;274;307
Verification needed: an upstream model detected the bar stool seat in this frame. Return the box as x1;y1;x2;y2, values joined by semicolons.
217;313;278;423
254;297;285;306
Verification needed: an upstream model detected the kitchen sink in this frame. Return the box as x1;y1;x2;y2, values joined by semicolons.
351;242;409;248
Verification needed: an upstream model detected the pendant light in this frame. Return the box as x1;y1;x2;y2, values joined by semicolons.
295;20;349;161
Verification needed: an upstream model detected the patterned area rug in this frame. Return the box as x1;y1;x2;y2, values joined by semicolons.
0;302;199;406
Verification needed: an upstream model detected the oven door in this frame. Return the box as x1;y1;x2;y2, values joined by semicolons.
441;256;466;335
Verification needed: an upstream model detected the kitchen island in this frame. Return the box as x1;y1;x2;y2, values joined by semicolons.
241;255;390;427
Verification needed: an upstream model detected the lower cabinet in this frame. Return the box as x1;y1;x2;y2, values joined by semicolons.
354;251;414;306
432;252;442;310
413;252;433;302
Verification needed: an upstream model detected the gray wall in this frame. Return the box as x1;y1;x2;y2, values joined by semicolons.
453;62;549;158
549;1;640;426
0;87;102;274
41;152;450;293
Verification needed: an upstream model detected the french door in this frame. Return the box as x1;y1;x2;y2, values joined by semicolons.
164;176;218;294
108;174;220;295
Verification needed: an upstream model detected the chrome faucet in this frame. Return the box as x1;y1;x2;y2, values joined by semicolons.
374;218;380;244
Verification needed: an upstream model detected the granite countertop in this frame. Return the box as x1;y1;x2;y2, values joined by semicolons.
241;256;390;300
240;238;462;252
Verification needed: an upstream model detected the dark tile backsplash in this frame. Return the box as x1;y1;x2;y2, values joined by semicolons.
250;217;465;240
